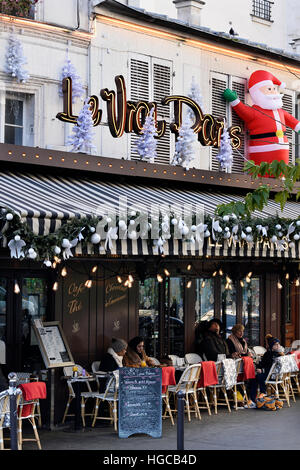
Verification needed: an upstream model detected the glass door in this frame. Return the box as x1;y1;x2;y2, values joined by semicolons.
164;278;185;357
138;278;159;357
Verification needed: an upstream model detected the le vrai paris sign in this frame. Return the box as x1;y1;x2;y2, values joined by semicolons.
56;75;242;148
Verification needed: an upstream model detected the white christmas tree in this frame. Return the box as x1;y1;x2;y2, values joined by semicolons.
188;76;203;115
5;34;30;83
216;126;233;172
67;100;96;153
171;114;196;171
136;107;158;163
59;57;84;103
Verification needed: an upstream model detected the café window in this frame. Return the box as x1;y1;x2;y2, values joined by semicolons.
138;278;159;357
195;278;214;324
221;278;237;338
241;277;261;347
252;0;273;21
129;54;173;164
1;93;35;147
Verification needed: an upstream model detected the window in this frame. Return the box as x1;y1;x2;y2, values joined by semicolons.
195;278;214;324
242;277;261;346
129;55;173;164
210;72;247;173
1;92;35;146
282;90;296;164
252;0;273;21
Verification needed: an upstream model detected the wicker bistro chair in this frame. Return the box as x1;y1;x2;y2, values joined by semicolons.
0;390;22;450
162;386;175;426
208;360;237;414
91;373;119;431
265;356;292;407
62;365;97;427
234;358;249;408
15;373;41;427
288;355;300;396
184;353;202;365
168;364;201;421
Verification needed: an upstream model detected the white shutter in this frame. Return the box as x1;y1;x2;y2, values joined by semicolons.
230;76;247;173
152;60;172;165
282;89;295;164
210;72;229;171
129;57;150;160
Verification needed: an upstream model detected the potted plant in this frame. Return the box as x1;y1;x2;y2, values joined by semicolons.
0;0;39;18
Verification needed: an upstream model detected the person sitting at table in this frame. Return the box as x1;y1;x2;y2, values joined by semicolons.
98;337;127;392
123;336;156;368
198;318;230;362
226;324;252;359
248;334;285;407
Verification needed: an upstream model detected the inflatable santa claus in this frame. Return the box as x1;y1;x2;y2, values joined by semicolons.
223;70;300;167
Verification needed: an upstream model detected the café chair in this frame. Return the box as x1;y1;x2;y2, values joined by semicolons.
265;357;291;407
91;374;119;431
17;382;46;450
91;361;101;373
168;355;180;366
185;353;202;365
149;357;160;366
162;387;174;426
0;391;10;450
15;372;41;427
208;361;233;414
168;364;201;421
234;358;249;409
62;365;96;426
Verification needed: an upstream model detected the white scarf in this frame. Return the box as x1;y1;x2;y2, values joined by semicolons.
107;347;123;368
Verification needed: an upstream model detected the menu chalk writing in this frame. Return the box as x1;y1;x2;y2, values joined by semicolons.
119;368;162;439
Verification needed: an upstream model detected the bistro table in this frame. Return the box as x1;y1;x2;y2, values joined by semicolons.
61;375;97;432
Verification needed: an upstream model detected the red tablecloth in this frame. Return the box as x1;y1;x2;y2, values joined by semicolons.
198;361;218;387
19;382;47;417
292;351;300;370
242;356;256;380
161;366;176;393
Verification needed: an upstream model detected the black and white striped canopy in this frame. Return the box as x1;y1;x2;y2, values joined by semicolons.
0;171;299;259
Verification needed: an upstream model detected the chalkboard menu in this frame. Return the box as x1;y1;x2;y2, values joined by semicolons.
119;368;162;438
32;320;74;368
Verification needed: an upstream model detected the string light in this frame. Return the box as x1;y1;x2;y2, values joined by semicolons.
124;280;129;287
157;274;163;283
92;266;98;273
85;280;92;289
14;281;20;294
212;271;218;277
164;269;170;277
245;276;251;283
201;280;206;288
52;282;58;291
219;269;223;276
285;273;290;280
295;278;300;287
277;281;283;290
247;272;253;278
187;264;192;271
240;280;245;287
117;276;122;284
61;267;67;277
128;275;134;283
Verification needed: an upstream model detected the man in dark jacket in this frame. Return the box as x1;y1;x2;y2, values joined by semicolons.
199;319;229;361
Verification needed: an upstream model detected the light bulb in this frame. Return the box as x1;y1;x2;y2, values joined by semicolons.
128;275;134;283
92;266;98;273
201;280;206;288
247;272;253;278
277;282;283;290
246;276;251;283
187;280;192;289
61;267;67;277
85;280;92;288
164;269;170;277
117;276;122;284
240;280;245;287
212;271;217;277
219;269;223;276
187;264;192;271
285;273;289;280
296;279;300;287
52;282;58;291
14;281;20;294
157;274;163;283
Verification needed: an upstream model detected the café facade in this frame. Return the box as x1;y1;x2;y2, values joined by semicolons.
0;0;300;422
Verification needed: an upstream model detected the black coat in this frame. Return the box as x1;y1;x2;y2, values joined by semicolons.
199;331;230;362
98;352;119;393
257;350;283;375
226;337;249;357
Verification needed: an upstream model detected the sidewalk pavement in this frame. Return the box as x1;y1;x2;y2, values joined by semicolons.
16;398;300;451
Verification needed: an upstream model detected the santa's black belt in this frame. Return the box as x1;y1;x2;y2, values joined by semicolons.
250;131;285;139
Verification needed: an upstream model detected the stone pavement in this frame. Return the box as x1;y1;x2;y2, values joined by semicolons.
14;398;300;451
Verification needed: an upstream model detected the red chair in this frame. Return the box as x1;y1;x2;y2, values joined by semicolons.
18;382;47;450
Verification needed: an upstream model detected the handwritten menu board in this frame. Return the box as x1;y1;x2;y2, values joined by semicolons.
33;320;74;368
119;368;162;439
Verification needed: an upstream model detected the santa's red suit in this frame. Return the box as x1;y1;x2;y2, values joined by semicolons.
229;70;300;166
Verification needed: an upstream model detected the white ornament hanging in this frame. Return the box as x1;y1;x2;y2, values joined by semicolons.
5;34;30;83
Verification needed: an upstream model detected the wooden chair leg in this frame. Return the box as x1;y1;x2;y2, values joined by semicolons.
185;393;191;422
113;401;118;432
81;397;86;427
234;385;238;411
30;417;42;450
62;396;73;424
223;388;231;413
202;389;211;416
36;401;42;427
0;427;4;450
17;418;23;450
91;398;99;427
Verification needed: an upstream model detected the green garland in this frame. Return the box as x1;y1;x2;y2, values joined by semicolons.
1;206;300;263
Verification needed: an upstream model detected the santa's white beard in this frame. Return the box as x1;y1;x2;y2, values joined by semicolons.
250;89;283;110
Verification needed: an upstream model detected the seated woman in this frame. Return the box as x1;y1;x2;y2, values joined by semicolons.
123;336;156;368
98;338;127;392
226;324;252;359
198;318;229;362
248;334;284;407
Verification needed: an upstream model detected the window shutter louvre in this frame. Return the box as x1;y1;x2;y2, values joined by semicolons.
210;74;228;171
231;78;246;173
153;62;171;165
130;58;150;160
282;90;295;164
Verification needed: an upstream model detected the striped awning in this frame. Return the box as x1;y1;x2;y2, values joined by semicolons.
0;171;299;259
